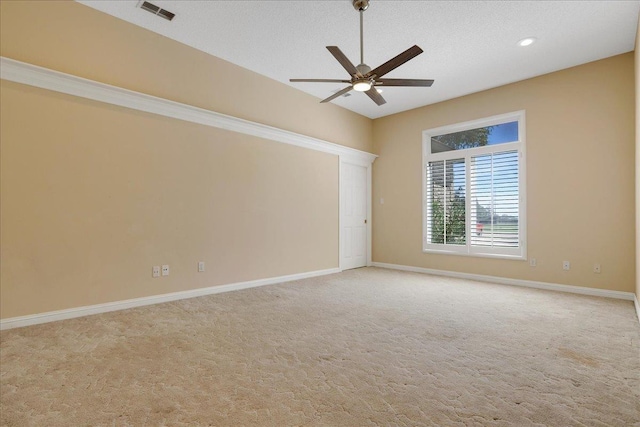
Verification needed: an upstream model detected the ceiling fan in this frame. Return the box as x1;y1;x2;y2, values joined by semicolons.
290;0;434;106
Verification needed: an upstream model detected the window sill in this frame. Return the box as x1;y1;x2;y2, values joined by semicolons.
422;248;526;261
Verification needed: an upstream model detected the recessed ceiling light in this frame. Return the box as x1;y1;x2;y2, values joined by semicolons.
517;37;537;47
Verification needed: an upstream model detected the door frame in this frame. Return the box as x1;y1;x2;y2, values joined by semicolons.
339;156;373;271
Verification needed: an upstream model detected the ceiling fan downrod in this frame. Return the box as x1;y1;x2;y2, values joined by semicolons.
354;0;370;75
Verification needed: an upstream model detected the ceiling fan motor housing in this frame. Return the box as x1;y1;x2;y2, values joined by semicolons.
356;63;371;76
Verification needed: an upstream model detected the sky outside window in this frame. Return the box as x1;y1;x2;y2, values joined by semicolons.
487;121;518;145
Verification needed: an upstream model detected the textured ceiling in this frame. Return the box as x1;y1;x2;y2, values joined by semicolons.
78;1;639;119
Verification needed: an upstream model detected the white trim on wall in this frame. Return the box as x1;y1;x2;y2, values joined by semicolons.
0;57;377;164
371;262;637;302
0;268;340;330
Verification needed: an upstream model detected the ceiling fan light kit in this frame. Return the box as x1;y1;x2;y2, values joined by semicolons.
290;0;434;106
353;79;373;92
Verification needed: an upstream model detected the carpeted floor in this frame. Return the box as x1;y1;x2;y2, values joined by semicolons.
1;267;639;426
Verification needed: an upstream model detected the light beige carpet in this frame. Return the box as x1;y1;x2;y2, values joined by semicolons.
1;267;639;426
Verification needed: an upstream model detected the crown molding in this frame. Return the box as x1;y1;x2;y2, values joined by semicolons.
0;56;377;164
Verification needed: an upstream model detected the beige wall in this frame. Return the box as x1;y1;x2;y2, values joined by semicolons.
0;81;340;318
373;54;636;293
0;1;372;319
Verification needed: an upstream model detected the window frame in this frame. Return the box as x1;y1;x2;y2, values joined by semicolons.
422;111;527;260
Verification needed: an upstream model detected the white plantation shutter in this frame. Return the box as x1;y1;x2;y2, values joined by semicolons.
470;150;519;248
427;159;466;245
426;160;445;244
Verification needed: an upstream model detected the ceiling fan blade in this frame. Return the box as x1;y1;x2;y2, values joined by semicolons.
365;87;386;106
368;45;423;79
290;79;352;83
376;78;434;87
326;46;359;76
320;86;353;103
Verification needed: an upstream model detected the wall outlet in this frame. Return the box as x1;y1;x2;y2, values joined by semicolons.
152;266;161;278
162;264;170;276
198;261;205;272
529;258;537;267
563;261;570;271
594;263;601;274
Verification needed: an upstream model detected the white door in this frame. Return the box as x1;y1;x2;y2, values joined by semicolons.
341;162;368;270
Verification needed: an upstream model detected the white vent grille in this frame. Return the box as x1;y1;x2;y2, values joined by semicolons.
332;89;352;98
139;1;175;21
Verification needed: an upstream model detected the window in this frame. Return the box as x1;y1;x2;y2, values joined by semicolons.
423;111;526;259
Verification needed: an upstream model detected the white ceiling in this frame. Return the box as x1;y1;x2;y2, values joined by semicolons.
78;0;639;119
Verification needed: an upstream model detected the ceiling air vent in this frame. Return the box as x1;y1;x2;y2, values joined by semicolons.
332;89;351;98
139;1;175;21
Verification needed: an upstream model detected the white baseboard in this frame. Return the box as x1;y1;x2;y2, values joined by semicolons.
371;262;636;302
0;268;340;330
4;266;636;330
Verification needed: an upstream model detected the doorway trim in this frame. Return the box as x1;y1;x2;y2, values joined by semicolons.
339;155;375;271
